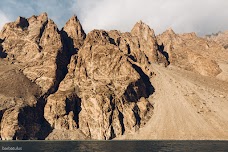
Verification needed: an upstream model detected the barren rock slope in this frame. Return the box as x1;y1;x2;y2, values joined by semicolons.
118;64;228;140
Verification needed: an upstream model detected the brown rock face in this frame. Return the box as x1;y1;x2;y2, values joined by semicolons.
206;30;228;49
131;21;168;65
1;13;227;141
157;29;222;76
108;21;168;76
0;13;66;94
44;30;154;139
0;61;43;140
0;13;71;140
62;15;86;50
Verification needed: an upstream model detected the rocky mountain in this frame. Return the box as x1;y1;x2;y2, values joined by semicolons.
0;13;227;140
157;29;225;77
206;30;228;49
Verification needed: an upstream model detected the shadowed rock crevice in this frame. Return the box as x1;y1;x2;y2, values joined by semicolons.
158;43;170;64
132;104;141;128
65;95;82;128
46;49;70;95
118;110;125;135
0;47;7;58
0;39;7;58
60;30;78;57
108;37;116;45
131;64;155;96
16;17;29;30
109;126;116;140
17;97;52;140
128;55;137;62
38;19;48;43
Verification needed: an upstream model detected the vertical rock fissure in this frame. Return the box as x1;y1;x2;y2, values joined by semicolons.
109;126;116;140
46;49;69;95
131;64;155;96
38;20;48;43
0;39;7;58
65;95;82;128
158;43;170;64
132;104;141;128
74;98;82;128
118;108;125;135
60;30;79;57
17;97;52;140
108;95;116;139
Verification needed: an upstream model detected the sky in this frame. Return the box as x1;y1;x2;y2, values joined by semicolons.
0;0;228;36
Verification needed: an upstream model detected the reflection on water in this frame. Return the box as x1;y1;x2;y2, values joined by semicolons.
0;141;227;152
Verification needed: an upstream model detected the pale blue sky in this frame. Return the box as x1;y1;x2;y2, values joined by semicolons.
0;0;228;36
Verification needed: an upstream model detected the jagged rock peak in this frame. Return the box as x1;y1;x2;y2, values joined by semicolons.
40;12;48;17
129;21;169;65
131;20;156;39
28;12;48;23
62;15;86;49
206;30;228;49
158;28;179;42
68;15;79;22
64;15;85;34
165;27;176;35
85;30;113;45
180;32;197;38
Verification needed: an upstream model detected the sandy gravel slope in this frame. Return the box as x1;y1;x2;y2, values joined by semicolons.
119;64;228;140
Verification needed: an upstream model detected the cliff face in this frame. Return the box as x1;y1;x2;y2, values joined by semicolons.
0;13;227;140
0;13;65;94
45;30;154;139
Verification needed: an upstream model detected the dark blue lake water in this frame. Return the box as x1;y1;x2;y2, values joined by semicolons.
0;141;227;152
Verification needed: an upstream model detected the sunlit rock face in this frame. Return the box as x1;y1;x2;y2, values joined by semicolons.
44;30;154;139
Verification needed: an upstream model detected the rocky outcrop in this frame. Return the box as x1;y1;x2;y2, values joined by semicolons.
0;62;43;140
0;13;66;94
111;21;168;65
157;29;222;76
62;15;86;52
1;15;156;140
131;21;168;65
44;30;154;140
206;30;228;49
0;13;71;140
108;21;168;77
